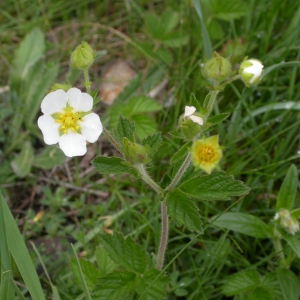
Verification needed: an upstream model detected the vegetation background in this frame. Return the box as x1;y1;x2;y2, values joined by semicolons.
0;0;300;299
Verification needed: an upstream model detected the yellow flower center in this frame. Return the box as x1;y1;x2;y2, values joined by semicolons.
195;145;217;163
55;107;82;134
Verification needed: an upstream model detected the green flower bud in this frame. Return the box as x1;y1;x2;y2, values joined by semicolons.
179;106;204;140
70;42;95;70
201;51;232;84
239;58;264;87
51;82;72;92
123;138;149;165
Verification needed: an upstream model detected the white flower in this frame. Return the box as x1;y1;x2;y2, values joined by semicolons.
38;88;103;157
184;106;203;126
239;59;264;86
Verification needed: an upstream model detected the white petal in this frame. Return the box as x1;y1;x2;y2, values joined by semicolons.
184;106;196;117
41;90;68;114
58;131;87;157
67;88;93;112
190;115;204;126
37;115;60;144
245;60;264;83
80;113;103;143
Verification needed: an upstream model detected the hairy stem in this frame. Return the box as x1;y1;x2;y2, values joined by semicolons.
83;69;91;94
206;90;219;117
134;164;163;194
166;153;191;192
102;127;123;153
156;200;169;270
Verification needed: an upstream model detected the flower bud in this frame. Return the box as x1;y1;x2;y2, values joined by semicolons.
201;51;232;84
190;135;223;174
51;83;72;92
70;41;95;69
123;138;149;165
239;58;264;87
179;106;204;140
274;209;300;235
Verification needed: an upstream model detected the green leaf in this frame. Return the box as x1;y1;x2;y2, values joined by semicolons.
189;93;201;111
131;114;158;140
206;112;231;126
33;146;66;169
166;189;202;233
210;0;248;21
99;232;150;274
276;164;298;211
0;191;46;300
277;227;300;258
211;212;271;238
261;273;285;300
276;268;300;300
161;9;179;33
92;156;136;175
127;96;162;114
70;258;100;291
161;32;189;48
9;27;45;86
170;142;192;164
144;13;164;40
247;287;274;300
93;271;136;300
0;271;12;300
10;141;34;178
141;132;162;157
96;248;117;277
179;171;250;201
192;0;213;58
222;270;260;296
113;115;136;145
135;269;170;300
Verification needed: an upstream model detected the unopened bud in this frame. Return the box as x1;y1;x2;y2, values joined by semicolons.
201;51;232;84
123;138;149;164
239;58;264;87
70;42;95;69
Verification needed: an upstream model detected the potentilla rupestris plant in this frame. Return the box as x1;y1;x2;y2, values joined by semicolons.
36;45;264;299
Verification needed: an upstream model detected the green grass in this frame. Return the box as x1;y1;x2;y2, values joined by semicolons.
0;0;300;299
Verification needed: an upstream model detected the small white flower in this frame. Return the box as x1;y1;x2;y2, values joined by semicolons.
239;59;264;86
184;106;203;126
38;88;103;157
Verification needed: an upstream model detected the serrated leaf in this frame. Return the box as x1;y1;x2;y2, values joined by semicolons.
179;171;250;201
189;93;201;111
135;269;170;300
210;0;247;21
166;189;202;233
33;146;65;169
170;142;192;164
276;268;300;300
222;270;260;296
161;32;189;48
276;164;298;211
211;212;271;238
113;115;135;144
142;132;162;157
93;271;136;300
70;258;100;291
99;232;150;274
92;156;136;175
11;141;34;178
127;96;162;114
261;273;284;300
161;9;179;33
206;112;231;126
131;114;158;140
96;248;117;277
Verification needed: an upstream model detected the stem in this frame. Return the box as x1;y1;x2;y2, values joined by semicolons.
134;164;163;194
273;237;288;268
206;90;219;117
166;153;191;192
102;127;123;153
83;69;91;94
156;200;169;270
